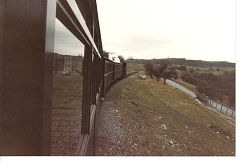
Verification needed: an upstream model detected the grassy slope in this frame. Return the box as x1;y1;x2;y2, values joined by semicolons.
105;73;235;156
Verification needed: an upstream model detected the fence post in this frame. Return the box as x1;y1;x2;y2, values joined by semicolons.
0;0;56;155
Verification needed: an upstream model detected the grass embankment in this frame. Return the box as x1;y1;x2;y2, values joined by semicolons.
104;73;235;156
51;63;83;155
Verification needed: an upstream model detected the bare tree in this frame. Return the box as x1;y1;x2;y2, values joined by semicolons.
152;65;163;81
144;63;154;79
145;61;177;83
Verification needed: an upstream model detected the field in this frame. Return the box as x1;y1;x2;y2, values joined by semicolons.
96;72;235;156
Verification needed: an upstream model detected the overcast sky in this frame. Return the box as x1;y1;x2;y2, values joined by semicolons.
54;18;84;56
54;0;236;63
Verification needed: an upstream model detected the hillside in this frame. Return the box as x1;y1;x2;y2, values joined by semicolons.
127;58;235;68
96;72;235;156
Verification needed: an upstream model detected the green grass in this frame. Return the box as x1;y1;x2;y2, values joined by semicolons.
105;73;235;156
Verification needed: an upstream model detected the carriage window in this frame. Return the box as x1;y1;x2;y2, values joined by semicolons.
51;18;84;155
